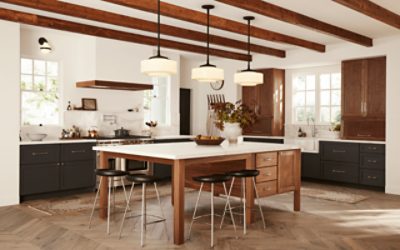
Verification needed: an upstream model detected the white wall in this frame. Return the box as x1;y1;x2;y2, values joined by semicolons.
0;21;20;206
20;27;181;138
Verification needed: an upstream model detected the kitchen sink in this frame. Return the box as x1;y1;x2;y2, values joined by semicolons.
284;138;319;152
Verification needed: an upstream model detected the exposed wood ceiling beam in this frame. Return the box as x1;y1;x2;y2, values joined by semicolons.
333;0;400;29
216;0;373;47
0;0;285;58
104;0;326;52
0;7;251;61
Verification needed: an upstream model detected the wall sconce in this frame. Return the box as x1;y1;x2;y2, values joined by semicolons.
38;37;52;54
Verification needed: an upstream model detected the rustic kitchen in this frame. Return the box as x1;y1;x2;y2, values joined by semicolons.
1;0;400;249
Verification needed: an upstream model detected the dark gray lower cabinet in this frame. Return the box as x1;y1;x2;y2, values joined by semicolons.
319;141;385;188
301;153;321;179
61;161;95;190
21;163;60;195
20;143;96;199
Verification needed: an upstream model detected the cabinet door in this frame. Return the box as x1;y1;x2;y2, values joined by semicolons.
242;85;257;111
342;60;364;117
366;57;386;118
322;161;359;184
278;151;296;193
301;153;321;179
21;164;60;195
60;161;95;190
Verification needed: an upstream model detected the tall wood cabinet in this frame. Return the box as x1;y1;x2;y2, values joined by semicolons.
242;68;285;136
341;56;386;141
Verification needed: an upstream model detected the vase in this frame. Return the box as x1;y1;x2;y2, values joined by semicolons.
223;122;242;144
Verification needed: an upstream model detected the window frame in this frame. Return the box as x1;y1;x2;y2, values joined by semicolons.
291;67;341;125
20;57;62;126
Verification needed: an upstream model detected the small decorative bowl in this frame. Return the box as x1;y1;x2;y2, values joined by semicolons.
27;133;47;141
194;137;225;146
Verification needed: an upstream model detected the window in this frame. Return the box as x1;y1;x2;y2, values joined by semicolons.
143;77;171;126
292;70;341;124
20;58;60;125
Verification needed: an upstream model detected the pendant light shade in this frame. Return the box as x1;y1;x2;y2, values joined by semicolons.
192;65;224;83
141;0;177;77
234;70;263;86
234;16;263;86
192;5;224;83
141;56;177;77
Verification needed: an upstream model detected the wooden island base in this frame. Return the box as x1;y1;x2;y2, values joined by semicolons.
95;143;301;245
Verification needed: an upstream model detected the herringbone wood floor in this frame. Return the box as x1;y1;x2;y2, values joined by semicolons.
1;181;400;250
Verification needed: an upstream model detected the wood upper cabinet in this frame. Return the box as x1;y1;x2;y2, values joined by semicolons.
341;56;386;141
242;68;285;136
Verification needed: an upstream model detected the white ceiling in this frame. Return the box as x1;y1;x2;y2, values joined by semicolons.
1;0;399;55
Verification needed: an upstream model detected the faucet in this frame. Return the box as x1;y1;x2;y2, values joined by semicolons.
307;117;317;138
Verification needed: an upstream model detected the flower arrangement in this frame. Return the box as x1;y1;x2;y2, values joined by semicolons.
213;101;257;130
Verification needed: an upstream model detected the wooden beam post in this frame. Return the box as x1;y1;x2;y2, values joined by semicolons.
217;0;373;47
0;0;285;57
333;0;400;29
104;0;326;52
0;7;251;61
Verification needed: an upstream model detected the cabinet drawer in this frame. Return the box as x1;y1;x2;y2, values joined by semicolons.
20;164;60;195
360;144;385;154
256;167;277;183
323;162;359;184
361;154;385;170
321;142;359;163
61;143;95;162
256;152;277;168
20;145;60;165
256;181;277;197
360;169;385;187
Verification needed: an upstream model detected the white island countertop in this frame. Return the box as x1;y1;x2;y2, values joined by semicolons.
20;139;97;145
93;141;300;160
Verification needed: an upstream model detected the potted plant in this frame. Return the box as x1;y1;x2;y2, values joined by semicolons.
213;101;257;143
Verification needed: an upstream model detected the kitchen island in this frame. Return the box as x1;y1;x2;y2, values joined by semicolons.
93;141;301;245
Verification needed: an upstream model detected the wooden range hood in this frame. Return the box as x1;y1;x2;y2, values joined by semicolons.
76;80;153;91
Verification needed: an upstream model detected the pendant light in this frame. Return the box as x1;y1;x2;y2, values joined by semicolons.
141;0;177;77
234;16;263;86
191;5;224;83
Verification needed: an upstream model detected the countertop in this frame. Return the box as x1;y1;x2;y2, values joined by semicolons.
20;139;97;145
93;141;300;160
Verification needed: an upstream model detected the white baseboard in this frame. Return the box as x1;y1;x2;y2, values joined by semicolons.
385;185;400;195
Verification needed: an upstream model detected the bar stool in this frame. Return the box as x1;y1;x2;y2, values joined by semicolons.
220;170;266;235
88;169;129;234
188;174;237;248
119;174;168;247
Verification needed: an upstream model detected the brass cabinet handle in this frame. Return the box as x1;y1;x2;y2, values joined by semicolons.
333;150;346;153
367;176;377;180
32;152;49;156
332;169;345;174
264;158;273;161
71;150;86;154
368;146;377;150
367;159;377;164
265;173;272;176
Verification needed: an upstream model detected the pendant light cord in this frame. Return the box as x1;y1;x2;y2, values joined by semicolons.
206;7;210;65
157;0;161;57
247;18;251;70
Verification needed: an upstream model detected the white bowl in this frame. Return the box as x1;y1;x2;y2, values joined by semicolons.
27;133;48;141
